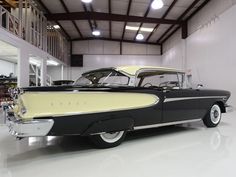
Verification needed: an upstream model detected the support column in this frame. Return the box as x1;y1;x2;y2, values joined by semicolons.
182;21;188;39
61;65;64;80
36;66;39;86
40;57;47;86
120;42;122;55
18;0;23;38
18;48;29;87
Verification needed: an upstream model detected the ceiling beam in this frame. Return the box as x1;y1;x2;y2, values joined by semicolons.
160;0;211;44
160;26;180;44
146;0;178;42
157;0;201;43
59;0;83;38
72;37;161;46
185;0;211;21
121;0;132;42
45;11;180;25
89;4;98;29
2;0;17;8
108;0;112;38
82;3;93;32
133;0;154;40
37;0;71;40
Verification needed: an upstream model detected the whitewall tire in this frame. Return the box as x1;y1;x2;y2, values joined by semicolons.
203;104;222;127
89;131;126;148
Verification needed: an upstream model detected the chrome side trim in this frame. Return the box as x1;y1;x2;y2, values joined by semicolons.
164;96;227;103
133;119;201;130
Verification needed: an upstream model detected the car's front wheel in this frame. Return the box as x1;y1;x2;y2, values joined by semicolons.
203;104;222;127
89;131;126;148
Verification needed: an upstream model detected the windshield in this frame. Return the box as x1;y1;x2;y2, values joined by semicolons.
74;69;130;86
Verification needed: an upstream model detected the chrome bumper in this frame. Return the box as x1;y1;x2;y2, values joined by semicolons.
225;105;234;113
4;109;54;138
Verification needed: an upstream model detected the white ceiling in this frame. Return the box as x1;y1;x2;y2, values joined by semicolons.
41;0;206;42
0;40;18;63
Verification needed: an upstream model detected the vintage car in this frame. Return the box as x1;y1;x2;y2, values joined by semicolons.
5;66;232;148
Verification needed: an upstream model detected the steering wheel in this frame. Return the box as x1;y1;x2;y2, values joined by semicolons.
143;83;153;87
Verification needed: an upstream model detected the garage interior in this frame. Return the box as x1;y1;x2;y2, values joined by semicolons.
0;0;236;176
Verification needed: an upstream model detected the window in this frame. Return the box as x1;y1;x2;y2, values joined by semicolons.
137;71;184;89
74;69;129;86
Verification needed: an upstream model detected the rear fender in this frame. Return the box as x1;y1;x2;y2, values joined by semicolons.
82;118;134;136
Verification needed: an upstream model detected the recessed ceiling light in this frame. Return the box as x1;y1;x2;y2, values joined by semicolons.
136;34;144;40
53;25;60;29
81;0;92;3
92;30;101;36
151;0;164;9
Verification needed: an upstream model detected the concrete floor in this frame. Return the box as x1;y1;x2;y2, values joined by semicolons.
0;110;236;177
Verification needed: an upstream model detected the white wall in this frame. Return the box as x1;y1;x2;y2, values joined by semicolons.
162;1;236;106
48;54;162;81
162;30;185;70
0;60;17;76
47;40;162;81
73;40;161;55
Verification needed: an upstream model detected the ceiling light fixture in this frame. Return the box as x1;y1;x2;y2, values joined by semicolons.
47;60;59;66
81;0;93;3
140;27;154;32
92;30;101;36
53;25;60;29
126;26;154;32
136;34;144;40
151;0;164;9
126;26;139;31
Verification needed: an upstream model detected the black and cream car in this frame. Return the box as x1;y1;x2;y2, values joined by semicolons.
5;66;232;148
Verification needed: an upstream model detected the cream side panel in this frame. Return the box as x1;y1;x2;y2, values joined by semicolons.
19;92;159;119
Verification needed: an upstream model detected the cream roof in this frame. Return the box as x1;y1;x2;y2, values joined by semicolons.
115;66;184;76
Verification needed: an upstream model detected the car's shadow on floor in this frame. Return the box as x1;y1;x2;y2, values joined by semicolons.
126;125;198;141
4;124;201;166
5;119;233;167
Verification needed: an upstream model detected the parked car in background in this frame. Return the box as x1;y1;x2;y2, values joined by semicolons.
5;66;232;148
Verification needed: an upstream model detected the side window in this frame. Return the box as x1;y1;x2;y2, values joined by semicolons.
140;74;181;89
141;75;161;87
159;74;179;87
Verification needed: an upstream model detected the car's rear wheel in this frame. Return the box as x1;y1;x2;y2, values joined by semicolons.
89;131;126;148
203;104;222;127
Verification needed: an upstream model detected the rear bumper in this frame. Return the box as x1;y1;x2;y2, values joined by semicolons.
4;109;54;138
225;104;234;113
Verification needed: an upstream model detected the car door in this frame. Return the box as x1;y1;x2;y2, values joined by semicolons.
162;89;201;123
129;88;164;127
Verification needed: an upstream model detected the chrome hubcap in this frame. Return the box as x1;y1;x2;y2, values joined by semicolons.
100;131;124;143
210;105;221;124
